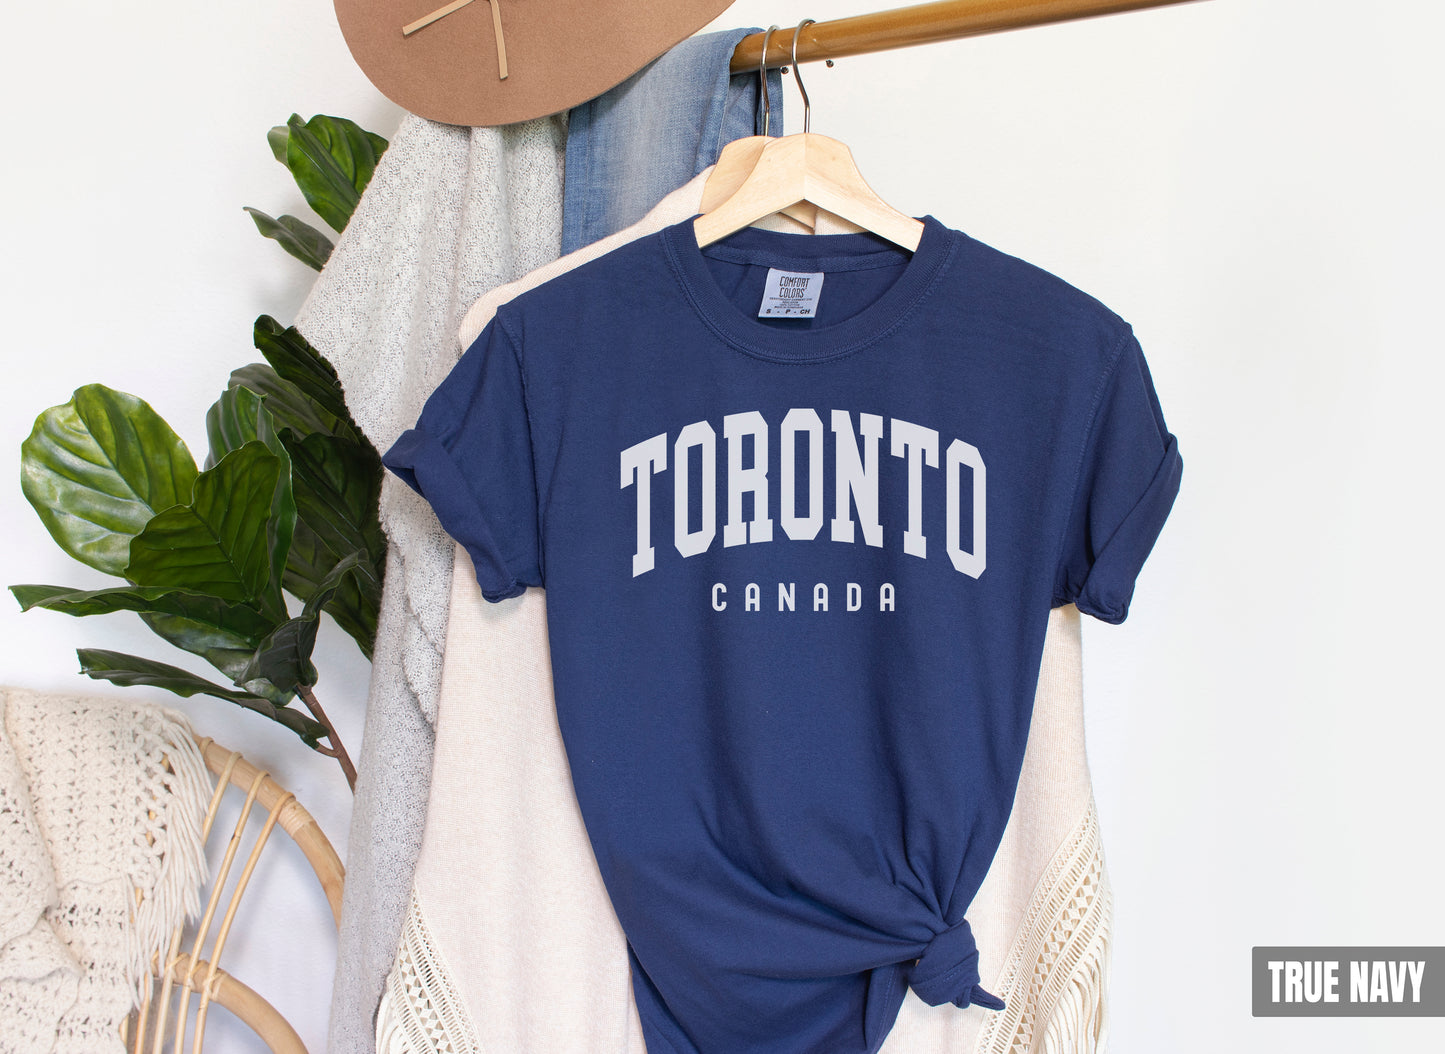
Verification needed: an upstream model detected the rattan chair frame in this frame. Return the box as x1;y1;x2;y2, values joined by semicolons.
123;737;345;1054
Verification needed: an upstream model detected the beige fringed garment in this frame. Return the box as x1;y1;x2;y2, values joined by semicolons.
377;175;1112;1054
0;687;210;1054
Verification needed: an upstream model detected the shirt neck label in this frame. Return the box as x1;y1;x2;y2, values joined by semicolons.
759;268;825;318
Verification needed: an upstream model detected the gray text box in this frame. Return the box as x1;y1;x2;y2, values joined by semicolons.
1252;947;1445;1016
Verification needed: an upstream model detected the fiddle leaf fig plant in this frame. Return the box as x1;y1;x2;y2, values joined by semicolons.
244;113;388;271
11;115;389;790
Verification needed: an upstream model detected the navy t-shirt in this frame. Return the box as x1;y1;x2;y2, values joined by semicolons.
386;216;1182;1054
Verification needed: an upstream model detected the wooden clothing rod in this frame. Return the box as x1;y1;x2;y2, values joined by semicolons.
730;0;1203;72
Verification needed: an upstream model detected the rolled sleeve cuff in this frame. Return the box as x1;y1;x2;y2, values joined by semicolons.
384;427;527;603
1073;434;1182;625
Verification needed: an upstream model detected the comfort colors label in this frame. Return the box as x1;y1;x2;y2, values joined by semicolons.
759;268;824;318
1252;947;1445;1016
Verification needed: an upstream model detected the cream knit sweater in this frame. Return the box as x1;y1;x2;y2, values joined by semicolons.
292;112;569;1054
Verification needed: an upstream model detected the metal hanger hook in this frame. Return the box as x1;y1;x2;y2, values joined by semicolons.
757;25;780;138
790;19;816;133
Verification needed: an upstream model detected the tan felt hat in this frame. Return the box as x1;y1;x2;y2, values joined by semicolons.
335;0;739;127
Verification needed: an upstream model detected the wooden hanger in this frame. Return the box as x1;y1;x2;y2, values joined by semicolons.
695;21;923;252
700;137;795;214
701;29;815;230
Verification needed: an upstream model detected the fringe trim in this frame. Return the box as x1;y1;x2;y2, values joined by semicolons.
377;892;484;1054
1037;894;1111;1054
124;707;212;1008
975;799;1113;1054
376;988;413;1054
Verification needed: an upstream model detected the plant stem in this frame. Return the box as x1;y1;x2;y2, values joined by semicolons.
298;685;356;792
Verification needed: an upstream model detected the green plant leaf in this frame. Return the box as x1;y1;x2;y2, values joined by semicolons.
125;442;291;620
138;612;292;704
205;384;274;468
283;114;387;233
283;431;384;659
10;582;273;637
200;387;297;610
243;207;333;271
215;368;375;645
21;385;198;576
76;648;325;746
285;431;382;560
238;324;383;655
9;582;291;704
283;522;377;660
283;518;335;600
241;552;371;692
267;124;289;163
252;317;357;436
327;567;379;660
227;364;338;437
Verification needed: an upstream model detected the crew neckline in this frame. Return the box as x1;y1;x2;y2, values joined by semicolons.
662;214;957;363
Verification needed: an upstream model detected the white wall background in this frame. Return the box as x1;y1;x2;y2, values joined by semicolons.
4;0;1441;1050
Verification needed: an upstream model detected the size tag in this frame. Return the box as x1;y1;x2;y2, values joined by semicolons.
759;268;825;318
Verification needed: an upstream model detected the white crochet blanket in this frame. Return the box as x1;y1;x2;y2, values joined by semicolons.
0;687;210;1054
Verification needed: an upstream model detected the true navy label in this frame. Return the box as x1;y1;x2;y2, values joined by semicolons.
759;268;825;318
1252;947;1445;1016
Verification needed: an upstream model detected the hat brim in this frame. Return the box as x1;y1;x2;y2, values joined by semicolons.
335;0;737;127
